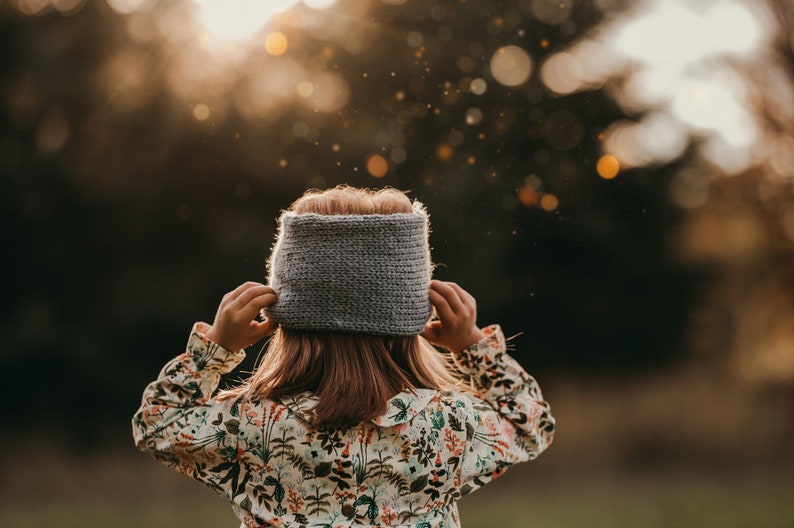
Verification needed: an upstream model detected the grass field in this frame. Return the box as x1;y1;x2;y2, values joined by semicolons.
2;447;792;528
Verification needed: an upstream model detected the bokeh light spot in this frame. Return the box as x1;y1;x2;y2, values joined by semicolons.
106;0;147;15
518;187;539;207
540;193;559;211
292;121;310;138
366;154;389;178
465;107;483;125
490;45;533;87
527;0;575;26
597;154;620;179
540;52;583;95
192;103;210;121
436;143;454;161
470;78;488;95
297;80;314;97
265;32;289;56
406;31;423;47
298;72;349;113
524;174;544;191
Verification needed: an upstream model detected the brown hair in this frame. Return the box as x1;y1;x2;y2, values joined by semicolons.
220;186;464;427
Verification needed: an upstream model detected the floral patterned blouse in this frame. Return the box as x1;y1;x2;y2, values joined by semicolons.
133;323;555;528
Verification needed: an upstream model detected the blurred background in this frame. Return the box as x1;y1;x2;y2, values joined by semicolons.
2;0;793;526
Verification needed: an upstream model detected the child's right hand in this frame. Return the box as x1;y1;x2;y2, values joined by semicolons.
204;282;278;351
421;280;486;354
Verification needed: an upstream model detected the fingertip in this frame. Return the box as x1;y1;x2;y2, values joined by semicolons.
432;280;452;292
255;292;279;307
427;289;447;308
429;279;447;292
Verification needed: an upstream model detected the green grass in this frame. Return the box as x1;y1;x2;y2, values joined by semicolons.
1;450;792;527
460;470;794;528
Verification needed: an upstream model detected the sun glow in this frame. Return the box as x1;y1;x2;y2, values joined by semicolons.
540;0;773;174
192;0;337;41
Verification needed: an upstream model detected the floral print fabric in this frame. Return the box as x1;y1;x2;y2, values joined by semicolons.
133;323;555;528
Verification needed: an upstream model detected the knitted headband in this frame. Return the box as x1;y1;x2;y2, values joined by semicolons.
266;201;433;336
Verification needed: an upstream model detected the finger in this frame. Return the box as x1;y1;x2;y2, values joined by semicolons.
227;281;267;303
431;281;466;314
221;282;259;308
235;285;276;309
230;285;275;311
428;286;455;324
238;292;278;322
447;282;476;312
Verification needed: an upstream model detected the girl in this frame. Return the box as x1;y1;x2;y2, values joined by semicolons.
133;186;554;528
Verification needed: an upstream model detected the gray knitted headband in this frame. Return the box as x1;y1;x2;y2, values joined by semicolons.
266;201;432;336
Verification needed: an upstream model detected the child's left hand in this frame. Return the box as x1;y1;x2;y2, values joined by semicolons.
421;280;485;354
204;282;278;351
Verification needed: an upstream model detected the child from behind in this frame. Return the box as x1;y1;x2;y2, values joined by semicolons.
133;186;555;527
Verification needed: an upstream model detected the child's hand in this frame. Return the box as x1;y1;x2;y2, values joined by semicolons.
204;282;278;351
421;280;485;354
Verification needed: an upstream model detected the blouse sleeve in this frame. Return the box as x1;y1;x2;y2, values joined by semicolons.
452;325;555;495
132;322;246;481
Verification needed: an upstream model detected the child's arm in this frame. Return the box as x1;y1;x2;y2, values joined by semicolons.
132;283;277;476
422;280;555;494
452;325;555;494
131;322;246;466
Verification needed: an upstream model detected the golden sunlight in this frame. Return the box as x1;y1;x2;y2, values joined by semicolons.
265;32;289;56
193;0;298;40
541;0;772;174
193;0;337;41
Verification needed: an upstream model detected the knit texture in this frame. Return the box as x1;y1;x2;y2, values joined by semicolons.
267;201;432;335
